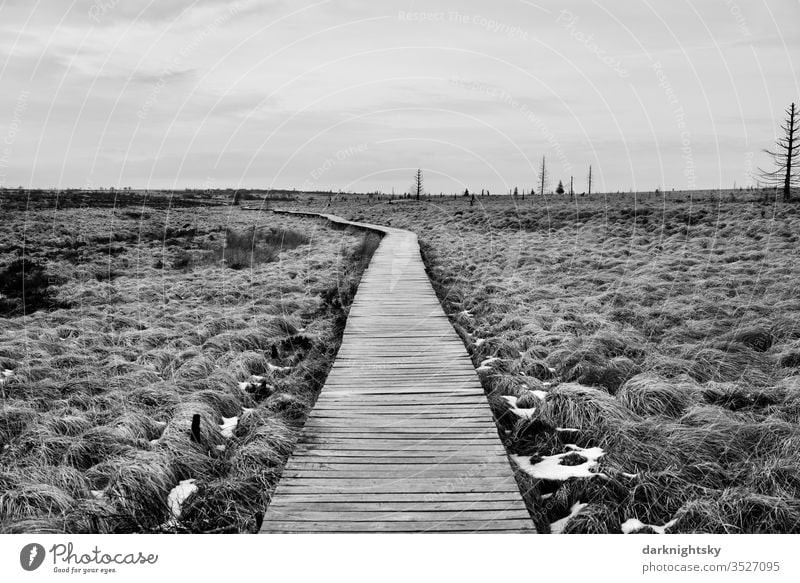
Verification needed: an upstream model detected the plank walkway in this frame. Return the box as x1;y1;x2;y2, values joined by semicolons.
260;211;533;533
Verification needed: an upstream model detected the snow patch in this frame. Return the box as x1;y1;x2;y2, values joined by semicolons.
219;416;238;438
474;338;486;347
240;376;272;394
550;502;588;534
531;390;548;401
511;445;606;481
267;363;290;373
500;395;536;419
621;517;678;534
0;369;13;385
166;479;197;522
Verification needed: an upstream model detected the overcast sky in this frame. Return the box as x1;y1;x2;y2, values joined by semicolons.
0;0;798;193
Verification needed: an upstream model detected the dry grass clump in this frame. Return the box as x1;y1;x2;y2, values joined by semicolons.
539;383;637;438
1;204;379;533
617;373;698;417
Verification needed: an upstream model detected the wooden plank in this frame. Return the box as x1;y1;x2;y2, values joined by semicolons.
263;510;530;522
266;501;524;512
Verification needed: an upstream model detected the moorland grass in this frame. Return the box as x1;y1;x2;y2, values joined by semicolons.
291;190;800;534
0;204;380;533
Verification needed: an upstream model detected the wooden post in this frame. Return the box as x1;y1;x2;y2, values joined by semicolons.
190;414;201;443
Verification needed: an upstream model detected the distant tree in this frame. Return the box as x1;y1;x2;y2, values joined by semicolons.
513;186;519;196
464;188;470;197
759;102;798;202
539;156;548;195
587;165;592;195
556;180;564;195
414;169;424;200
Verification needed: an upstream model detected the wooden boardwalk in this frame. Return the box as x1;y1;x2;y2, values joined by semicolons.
260;212;533;533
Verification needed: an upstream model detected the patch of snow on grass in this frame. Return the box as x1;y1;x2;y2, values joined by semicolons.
621;517;678;534
511;445;606;480
0;369;13;385
500;395;536;419
219;416;238;438
550;502;588;534
531;390;548;401
166;479;197;522
474;338;486;347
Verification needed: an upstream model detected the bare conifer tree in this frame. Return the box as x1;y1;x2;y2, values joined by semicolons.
539;156;548;195
759;102;798;202
414;169;424;200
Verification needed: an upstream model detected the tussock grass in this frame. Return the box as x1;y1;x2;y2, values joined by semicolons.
311;192;800;533
539;383;637;438
1;206;378;533
617;373;698;417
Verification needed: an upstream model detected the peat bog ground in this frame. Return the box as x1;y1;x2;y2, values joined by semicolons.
0;193;381;533
290;190;800;534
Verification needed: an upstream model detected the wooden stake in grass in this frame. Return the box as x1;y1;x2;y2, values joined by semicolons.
190;414;201;444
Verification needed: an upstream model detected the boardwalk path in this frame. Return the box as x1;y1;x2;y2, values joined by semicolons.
260;212;534;533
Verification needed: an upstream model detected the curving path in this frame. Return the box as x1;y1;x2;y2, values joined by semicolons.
260;211;534;533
